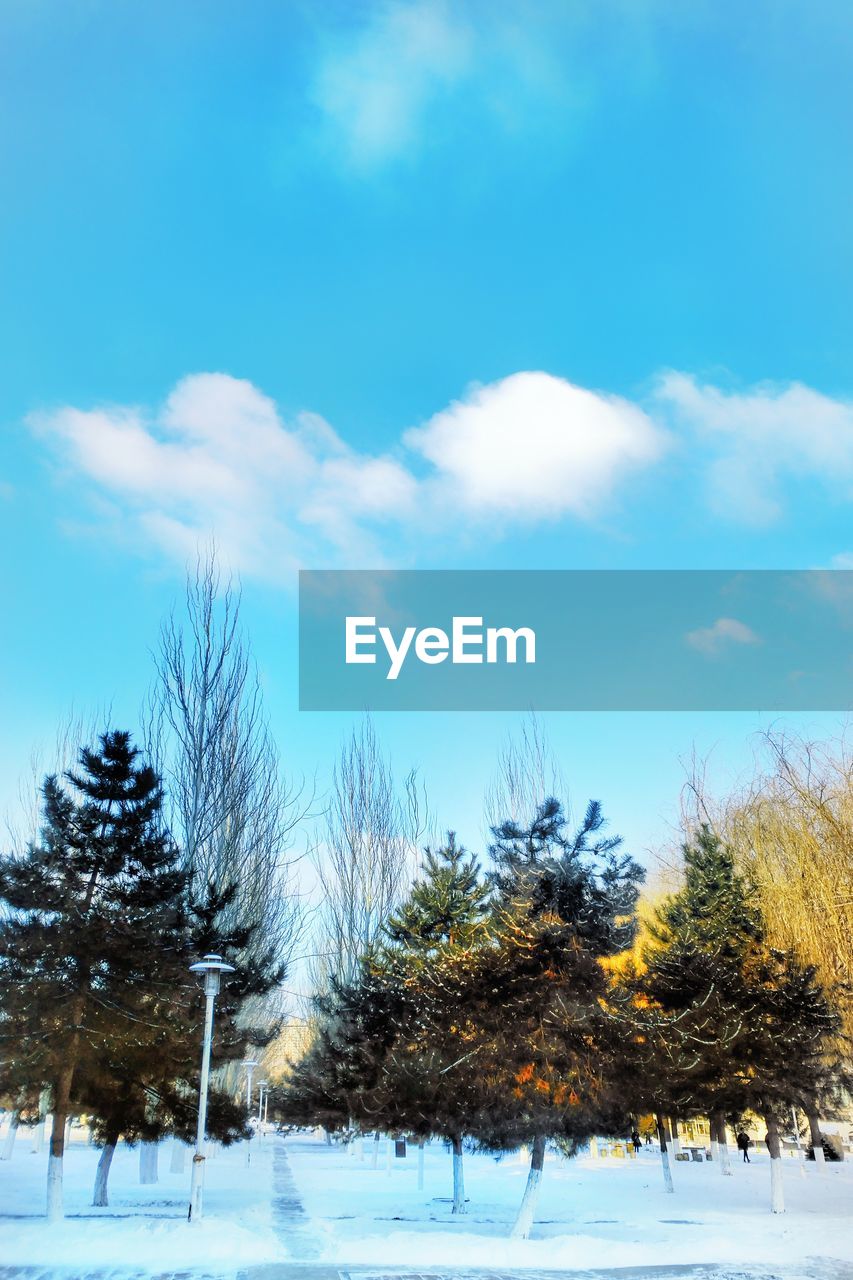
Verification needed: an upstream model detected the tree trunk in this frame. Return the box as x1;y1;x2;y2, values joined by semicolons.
807;1110;826;1165
139;1140;159;1184
31;1088;49;1155
385;1134;393;1176
170;1139;186;1174
451;1134;466;1215
47;1059;76;1222
764;1114;785;1213
93;1140;117;1207
371;1131;380;1169
417;1139;425;1191
668;1116;681;1157
709;1115;719;1165
511;1133;546;1238
47;1111;67;1222
656;1114;674;1193
713;1111;732;1176
1;1110;20;1161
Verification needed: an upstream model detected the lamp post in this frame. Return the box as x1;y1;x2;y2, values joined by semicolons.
242;1058;259;1165
242;1058;259;1111
256;1080;266;1137
188;954;234;1223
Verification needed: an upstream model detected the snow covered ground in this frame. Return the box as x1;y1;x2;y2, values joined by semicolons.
286;1132;853;1273
0;1122;851;1276
0;1125;286;1270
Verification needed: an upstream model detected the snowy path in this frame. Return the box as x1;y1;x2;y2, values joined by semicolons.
271;1138;324;1261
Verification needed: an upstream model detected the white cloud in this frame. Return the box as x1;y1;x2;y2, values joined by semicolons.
32;367;853;577
29;373;416;578
308;0;615;169
406;371;667;520
28;369;665;577
685;616;762;656
655;372;853;524
312;1;473;166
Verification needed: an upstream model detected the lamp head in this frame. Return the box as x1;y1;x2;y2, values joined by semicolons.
190;953;236;997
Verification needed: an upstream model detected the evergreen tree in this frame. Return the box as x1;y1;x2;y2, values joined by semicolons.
631;826;845;1213
484;797;644;1237
277;835;494;1214
0;731;188;1219
380;834;493;1213
385;833;490;952
82;879;274;1206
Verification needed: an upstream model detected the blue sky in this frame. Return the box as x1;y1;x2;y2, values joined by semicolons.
0;1;851;862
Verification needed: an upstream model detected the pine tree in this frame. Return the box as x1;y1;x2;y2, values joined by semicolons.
277;835;494;1214
631;826;845;1213
386;833;490;952
484;797;643;1237
380;835;493;1212
0;731;188;1219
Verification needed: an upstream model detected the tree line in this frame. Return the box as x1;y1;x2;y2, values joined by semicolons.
274;796;850;1237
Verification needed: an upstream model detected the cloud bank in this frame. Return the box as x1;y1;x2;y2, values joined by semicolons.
29;370;666;577
28;368;853;578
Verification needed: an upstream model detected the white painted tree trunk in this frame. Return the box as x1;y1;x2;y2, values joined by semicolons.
668;1117;681;1157
32;1089;49;1154
371;1132;380;1169
170;1139;186;1174
31;1116;45;1154
1;1111;20;1161
714;1112;732;1176
765;1116;785;1213
93;1142;116;1207
386;1135;393;1176
47;1108;66;1222
451;1135;466;1214
770;1156;785;1211
139;1141;159;1184
47;1153;63;1221
656;1115;674;1193
417;1140;425;1191
807;1111;826;1165
511;1134;545;1238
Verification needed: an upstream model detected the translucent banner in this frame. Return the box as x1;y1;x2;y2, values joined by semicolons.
298;570;853;712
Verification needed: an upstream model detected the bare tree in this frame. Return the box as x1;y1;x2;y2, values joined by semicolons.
5;708;106;856
310;717;428;993
484;713;567;838
679;723;853;1143
148;550;308;988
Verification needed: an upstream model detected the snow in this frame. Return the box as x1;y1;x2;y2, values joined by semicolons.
1;1123;851;1274
286;1133;853;1272
0;1127;285;1270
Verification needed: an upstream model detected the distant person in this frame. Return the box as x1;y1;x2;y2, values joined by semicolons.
737;1130;752;1163
631;1130;642;1153
645;1132;653;1146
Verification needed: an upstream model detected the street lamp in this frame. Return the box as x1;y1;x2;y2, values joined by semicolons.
241;1058;259;1111
188;954;234;1223
256;1080;266;1137
242;1058;259;1165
